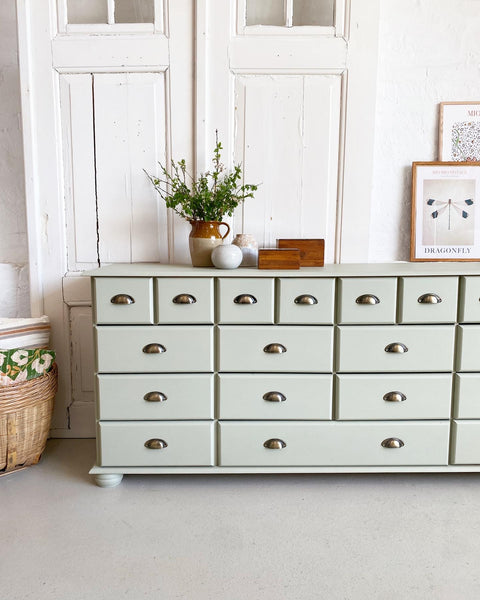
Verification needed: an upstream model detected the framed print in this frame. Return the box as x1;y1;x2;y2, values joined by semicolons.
411;162;480;261
439;102;480;161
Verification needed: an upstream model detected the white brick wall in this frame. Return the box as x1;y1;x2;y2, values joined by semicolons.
370;0;480;261
0;0;29;317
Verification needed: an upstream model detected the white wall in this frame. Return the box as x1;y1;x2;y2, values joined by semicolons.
1;0;480;314
0;0;29;317
370;0;480;262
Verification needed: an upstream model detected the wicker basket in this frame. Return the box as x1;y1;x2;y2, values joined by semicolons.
0;363;57;474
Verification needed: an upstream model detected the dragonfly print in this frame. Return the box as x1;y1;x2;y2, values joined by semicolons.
427;197;474;231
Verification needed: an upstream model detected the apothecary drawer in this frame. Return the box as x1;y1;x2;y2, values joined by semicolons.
96;374;214;420
337;277;397;324
94;277;153;324
217;278;274;323
98;421;214;467
218;421;450;466
451;420;480;464
398;276;458;323
453;374;480;418
335;374;452;420
155;277;213;323
276;278;335;324
336;325;455;372
459;276;480;323
217;374;332;419
217;325;333;372
95;326;213;373
456;325;480;371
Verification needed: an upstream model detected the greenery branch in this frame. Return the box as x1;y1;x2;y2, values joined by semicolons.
145;133;258;222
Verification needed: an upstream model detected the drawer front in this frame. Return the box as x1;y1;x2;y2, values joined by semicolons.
451;421;480;464
277;278;335;324
453;374;480;418
217;278;274;324
398;276;458;323
217;326;333;373
95;326;213;373
457;325;480;371
155;277;213;324
99;421;214;466
336;325;455;372
218;421;450;466
335;374;452;420
97;374;214;420
337;277;397;324
218;374;332;419
459;276;480;323
94;277;153;324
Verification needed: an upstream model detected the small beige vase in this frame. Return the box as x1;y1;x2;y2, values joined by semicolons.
232;233;258;267
189;220;230;267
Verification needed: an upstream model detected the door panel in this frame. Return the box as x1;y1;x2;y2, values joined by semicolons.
60;72;168;268
60;73;98;266
234;74;341;258
94;72;168;263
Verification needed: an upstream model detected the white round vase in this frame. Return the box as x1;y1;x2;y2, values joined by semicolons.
211;244;243;269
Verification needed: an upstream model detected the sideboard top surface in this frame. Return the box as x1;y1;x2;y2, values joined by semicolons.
84;262;480;278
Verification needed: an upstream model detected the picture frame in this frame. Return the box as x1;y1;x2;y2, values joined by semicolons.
439;101;480;161
411;161;480;262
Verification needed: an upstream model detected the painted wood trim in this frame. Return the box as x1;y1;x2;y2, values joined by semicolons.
334;0;347;37
16;0;43;316
229;36;347;71
84;262;480;278
59;73;98;268
154;0;165;34
65;23;155;34
339;0;380;262
194;0;208;176
107;0;115;24
57;0;67;32
168;0;195;263
52;35;169;69
90;465;480;474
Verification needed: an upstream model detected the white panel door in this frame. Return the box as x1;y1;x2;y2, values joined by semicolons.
199;0;380;262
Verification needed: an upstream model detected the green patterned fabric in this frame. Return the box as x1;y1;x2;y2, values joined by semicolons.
0;348;56;385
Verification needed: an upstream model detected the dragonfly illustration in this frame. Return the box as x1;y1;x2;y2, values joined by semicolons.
427;198;474;230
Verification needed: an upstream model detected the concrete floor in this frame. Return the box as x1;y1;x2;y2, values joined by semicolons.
2;440;480;599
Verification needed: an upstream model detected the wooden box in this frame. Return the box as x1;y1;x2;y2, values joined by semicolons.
277;239;324;267
258;248;300;270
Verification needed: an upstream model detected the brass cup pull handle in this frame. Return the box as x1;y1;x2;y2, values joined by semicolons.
264;438;287;450
383;391;407;403
143;391;167;403
172;294;197;304
263;343;287;354
384;342;408;354
142;343;167;354
294;294;318;305
356;294;380;305
418;293;442;304
110;293;135;305
234;294;257;304
381;437;405;449
263;391;287;403
144;438;168;450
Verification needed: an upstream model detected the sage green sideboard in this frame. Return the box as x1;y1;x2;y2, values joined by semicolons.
86;263;480;487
